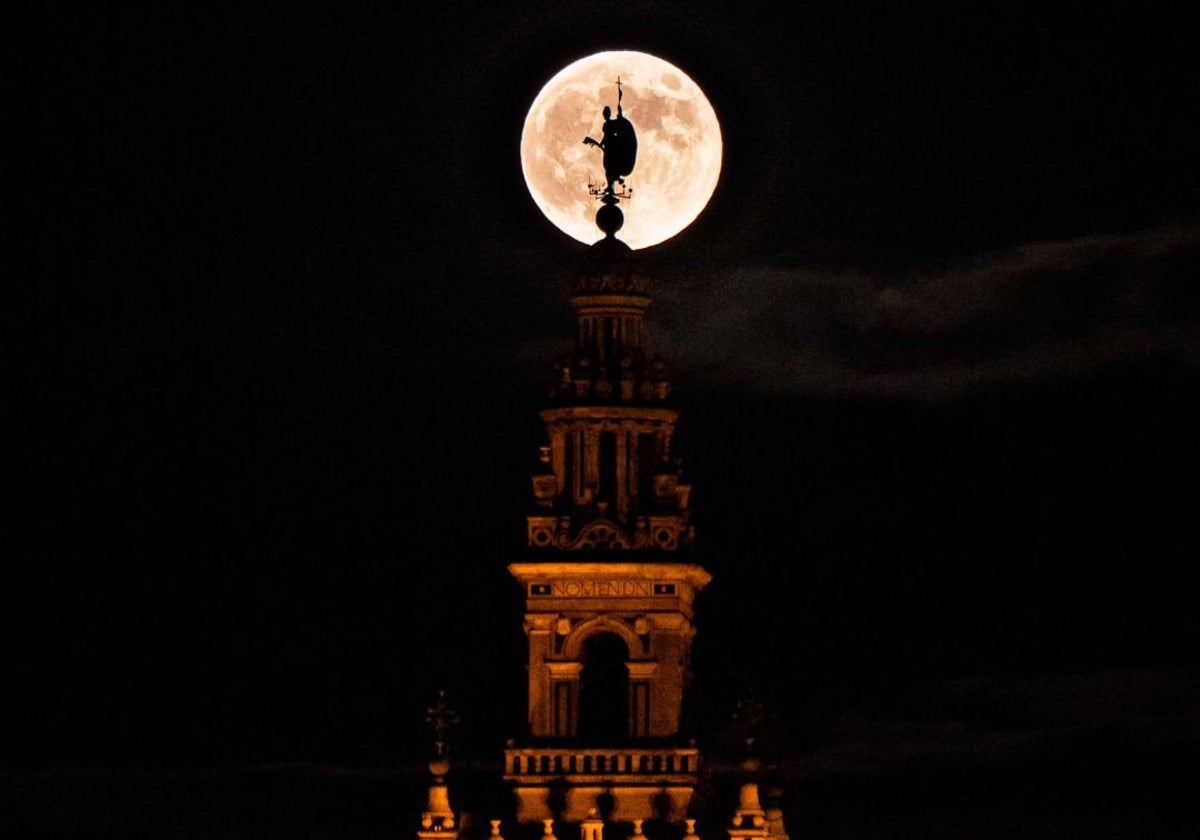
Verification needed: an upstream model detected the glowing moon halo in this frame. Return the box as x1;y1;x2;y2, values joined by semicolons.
521;50;723;250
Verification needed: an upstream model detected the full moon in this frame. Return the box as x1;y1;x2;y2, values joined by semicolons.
521;50;723;250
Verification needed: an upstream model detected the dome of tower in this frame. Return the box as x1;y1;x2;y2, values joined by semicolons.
572;235;649;298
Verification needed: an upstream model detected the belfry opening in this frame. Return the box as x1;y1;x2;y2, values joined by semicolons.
577;632;631;744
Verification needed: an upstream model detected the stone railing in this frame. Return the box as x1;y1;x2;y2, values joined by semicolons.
503;747;700;780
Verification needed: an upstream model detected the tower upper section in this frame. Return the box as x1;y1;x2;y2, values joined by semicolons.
526;239;692;554
555;239;667;408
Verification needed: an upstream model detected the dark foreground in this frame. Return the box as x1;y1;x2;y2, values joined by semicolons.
6;744;1197;840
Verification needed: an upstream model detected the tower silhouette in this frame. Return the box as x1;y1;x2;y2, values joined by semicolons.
502;82;710;838
412;78;786;840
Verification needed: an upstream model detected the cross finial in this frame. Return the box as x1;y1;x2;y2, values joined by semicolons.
732;689;765;754
425;688;460;758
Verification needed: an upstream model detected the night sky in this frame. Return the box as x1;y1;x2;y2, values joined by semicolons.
15;3;1200;838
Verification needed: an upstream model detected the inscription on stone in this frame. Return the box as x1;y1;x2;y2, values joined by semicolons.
529;580;674;597
573;274;650;294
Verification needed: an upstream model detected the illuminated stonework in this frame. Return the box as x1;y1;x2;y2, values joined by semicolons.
504;238;711;828
525;245;693;555
503;561;710;823
509;563;710;741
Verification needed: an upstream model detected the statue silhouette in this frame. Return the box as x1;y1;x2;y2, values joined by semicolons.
583;80;637;195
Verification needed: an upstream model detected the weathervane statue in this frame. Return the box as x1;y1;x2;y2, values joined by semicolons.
582;76;638;237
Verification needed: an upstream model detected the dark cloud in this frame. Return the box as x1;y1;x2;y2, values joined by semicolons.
782;666;1200;778
636;223;1200;400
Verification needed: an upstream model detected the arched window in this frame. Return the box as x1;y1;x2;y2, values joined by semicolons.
576;632;630;744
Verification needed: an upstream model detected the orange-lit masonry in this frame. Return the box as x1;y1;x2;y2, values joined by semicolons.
504;561;710;823
498;237;711;826
416;194;787;840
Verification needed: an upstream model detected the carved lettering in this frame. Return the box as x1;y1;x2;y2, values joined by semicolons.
549;579;654;597
573;275;650;294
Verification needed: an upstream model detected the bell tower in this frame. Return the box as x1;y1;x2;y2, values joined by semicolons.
503;82;711;833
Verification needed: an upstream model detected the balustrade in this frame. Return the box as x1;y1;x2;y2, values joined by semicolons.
506;747;696;778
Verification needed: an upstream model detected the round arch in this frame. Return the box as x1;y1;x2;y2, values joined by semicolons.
562;616;643;661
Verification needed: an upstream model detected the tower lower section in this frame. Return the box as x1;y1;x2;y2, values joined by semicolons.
502;745;700;823
505;562;710;827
